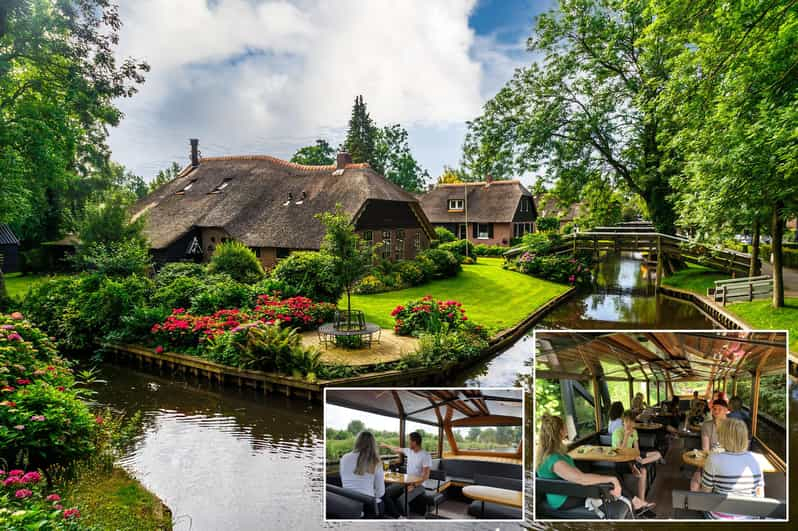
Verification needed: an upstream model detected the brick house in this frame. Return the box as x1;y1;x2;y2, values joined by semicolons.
132;141;435;269
419;180;537;246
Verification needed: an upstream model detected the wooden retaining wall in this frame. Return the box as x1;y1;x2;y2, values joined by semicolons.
105;288;577;402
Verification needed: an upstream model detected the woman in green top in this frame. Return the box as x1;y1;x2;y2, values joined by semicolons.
537;415;622;511
611;410;660;511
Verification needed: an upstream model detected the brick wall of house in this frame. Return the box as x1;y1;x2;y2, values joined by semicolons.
472;222;512;246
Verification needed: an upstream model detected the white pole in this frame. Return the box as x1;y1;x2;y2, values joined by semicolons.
464;183;469;258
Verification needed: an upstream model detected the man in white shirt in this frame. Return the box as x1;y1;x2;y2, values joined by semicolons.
380;432;432;515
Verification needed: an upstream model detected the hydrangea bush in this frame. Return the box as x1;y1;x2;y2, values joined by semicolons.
0;469;84;530
391;296;469;336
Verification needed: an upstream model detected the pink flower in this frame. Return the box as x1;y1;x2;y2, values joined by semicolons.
95;416;104;424
31;415;45;422
22;471;41;483
13;425;25;430
15;488;33;498
10;312;23;320
7;332;22;341
55;504;64;510
0;324;14;330
63;508;81;519
46;494;62;502
155;345;164;354
568;274;576;283
16;379;31;385
4;477;21;486
8;470;24;477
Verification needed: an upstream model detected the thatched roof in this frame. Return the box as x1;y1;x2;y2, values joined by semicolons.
419;180;534;224
133;155;434;250
0;224;19;245
534;194;583;222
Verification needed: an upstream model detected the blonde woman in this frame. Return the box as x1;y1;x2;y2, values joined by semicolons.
631;393;646;413
699;418;765;519
536;414;622;511
611;410;659;512
340;431;400;518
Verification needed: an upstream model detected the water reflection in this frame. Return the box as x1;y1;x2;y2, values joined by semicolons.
95;364;527;530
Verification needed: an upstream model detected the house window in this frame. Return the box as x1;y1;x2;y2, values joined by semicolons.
363;231;373;247
250;247;261;258
457;223;467;239
276;248;291;259
382;230;392;259
520;198;530;212
209;178;232;194
414;233;422;252
514;222;533;238
448;199;464;211
395;230;405;260
476;223;491;240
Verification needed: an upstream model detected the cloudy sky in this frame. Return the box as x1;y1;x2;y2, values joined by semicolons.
109;0;554;183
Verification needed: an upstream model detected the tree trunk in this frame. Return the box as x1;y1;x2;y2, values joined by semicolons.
771;202;784;308
750;218;761;277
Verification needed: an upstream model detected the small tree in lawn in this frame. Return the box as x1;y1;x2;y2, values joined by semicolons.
317;205;372;329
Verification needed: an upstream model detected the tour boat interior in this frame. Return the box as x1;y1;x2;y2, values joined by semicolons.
534;331;787;520
325;388;524;520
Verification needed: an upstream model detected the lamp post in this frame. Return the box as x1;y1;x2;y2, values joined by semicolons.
464;183;469;258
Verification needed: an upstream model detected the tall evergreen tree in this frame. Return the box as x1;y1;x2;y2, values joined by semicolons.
343;95;379;169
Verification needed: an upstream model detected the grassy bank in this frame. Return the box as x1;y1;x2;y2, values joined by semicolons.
62;466;171;530
726;298;798;352
661;262;727;294
345;257;570;333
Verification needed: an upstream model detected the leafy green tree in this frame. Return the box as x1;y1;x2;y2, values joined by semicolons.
207;241;265;284
646;0;798;306
468;427;481;441
577;178;624;230
149;162;182;191
463;0;681;233
290;139;336;166
344;95;378;168
536;217;560;233
0;0;148;244
437;165;468;184
373;124;429;192
317;205;373;326
347;419;365;435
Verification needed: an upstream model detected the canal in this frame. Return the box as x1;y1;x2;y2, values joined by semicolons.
92;253;731;529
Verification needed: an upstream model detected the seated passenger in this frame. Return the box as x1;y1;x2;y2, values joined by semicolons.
380;432;431;516
536;414;623;512
699;418;765;519
631;393;646;413
340;431;401;518
611;410;659;511
608;401;624;436
689;398;729;491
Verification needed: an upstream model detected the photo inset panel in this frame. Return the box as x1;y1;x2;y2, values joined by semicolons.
324;387;525;522
533;330;788;522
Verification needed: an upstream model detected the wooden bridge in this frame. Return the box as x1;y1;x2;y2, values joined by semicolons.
505;221;758;280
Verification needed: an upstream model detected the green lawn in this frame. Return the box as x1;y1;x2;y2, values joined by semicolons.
3;272;60;300
726;298;798;352
62;466;171;530
661;262;728;295
345;257;570;333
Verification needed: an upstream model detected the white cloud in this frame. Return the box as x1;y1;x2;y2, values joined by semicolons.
109;0;529;180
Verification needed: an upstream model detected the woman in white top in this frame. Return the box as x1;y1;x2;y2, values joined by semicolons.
339;431;400;517
699;418;765;519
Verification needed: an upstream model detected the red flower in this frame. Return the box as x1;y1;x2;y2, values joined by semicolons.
2;386;15;392
63;508;81;519
57;386;66;392
46;494;62;502
155;345;164;354
15;488;33;498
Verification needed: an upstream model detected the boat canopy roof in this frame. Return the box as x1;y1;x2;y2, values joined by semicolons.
536;331;786;382
325;389;522;427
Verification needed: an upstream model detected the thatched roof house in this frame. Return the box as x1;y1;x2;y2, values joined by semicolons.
419;180;536;246
133;142;435;268
0;224;20;273
534;194;583;228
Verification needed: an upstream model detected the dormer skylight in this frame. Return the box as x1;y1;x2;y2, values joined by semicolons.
209;178;232;194
176;179;197;195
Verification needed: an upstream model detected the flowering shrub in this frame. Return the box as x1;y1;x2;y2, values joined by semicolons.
0;468;85;530
391;296;469;336
0;314;97;474
516;254;592;286
251;295;335;330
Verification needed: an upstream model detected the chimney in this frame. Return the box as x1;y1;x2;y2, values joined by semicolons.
336;151;352;170
190;138;200;168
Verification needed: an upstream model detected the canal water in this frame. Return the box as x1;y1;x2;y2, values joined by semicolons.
91;253;739;529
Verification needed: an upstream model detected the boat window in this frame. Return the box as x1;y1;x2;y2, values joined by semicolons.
672;380;709;397
405;420;440;455
444;426;521;454
755;373;786;460
324;405;399;462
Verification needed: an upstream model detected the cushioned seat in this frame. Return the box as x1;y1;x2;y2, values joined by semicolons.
438;459;522;485
421;469;447;516
326;490;364;519
467;500;522;519
325;484;383;518
535;476;632;520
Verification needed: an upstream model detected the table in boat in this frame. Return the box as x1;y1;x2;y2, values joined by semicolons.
384;472;424;516
634;422;663;430
681;450;777;473
462;485;523;516
568;445;639;462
